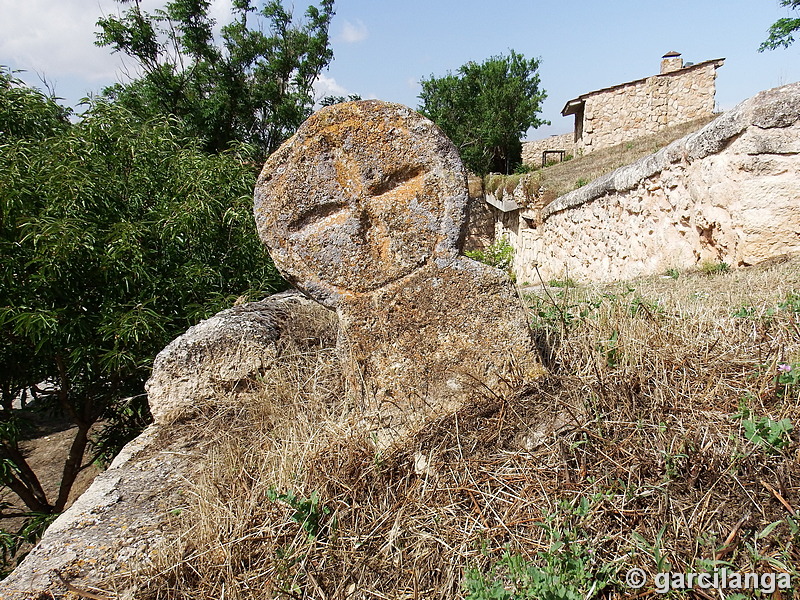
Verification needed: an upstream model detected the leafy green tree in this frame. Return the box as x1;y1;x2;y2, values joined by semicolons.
418;51;547;175
0;69;284;521
760;0;800;50
96;0;335;161
0;72;70;141
319;93;362;106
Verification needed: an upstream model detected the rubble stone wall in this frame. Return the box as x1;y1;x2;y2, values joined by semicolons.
579;62;720;153
521;133;576;167
490;84;800;285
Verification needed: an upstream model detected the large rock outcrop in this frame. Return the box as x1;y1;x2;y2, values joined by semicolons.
0;292;334;599
254;100;542;422
2;100;544;597
145;291;329;424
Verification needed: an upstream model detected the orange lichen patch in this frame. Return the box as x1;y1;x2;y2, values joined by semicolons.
333;157;364;198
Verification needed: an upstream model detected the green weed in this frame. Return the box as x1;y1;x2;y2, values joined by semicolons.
732;408;793;454
574;178;589;189
267;488;331;539
466;237;514;272
464;497;615;600
700;261;730;275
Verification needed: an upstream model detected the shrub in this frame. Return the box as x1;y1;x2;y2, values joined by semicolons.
465;237;515;272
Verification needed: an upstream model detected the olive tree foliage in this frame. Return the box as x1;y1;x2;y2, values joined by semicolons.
418;51;547;175
760;0;800;50
0;69;284;521
96;0;335;161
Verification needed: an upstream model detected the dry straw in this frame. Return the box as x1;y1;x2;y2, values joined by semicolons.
117;257;800;599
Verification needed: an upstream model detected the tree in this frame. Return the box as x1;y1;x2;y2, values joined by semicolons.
0;69;285;525
96;0;335;161
320;93;362;106
418;51;547;175
760;0;800;50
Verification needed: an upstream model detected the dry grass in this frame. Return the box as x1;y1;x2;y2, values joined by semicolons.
119;258;800;599
537;115;718;199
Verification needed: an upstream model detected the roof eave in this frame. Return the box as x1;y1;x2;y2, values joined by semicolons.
561;99;585;117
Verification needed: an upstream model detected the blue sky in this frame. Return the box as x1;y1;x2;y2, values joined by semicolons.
1;0;799;140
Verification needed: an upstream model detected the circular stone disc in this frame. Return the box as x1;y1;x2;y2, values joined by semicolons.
254;100;468;307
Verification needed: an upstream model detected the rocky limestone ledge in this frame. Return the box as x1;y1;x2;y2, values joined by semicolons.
544;82;800;219
0;425;197;600
254;100;542;414
146;291;332;424
0;291;334;599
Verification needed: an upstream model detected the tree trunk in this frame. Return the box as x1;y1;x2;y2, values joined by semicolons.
0;440;52;513
54;422;91;513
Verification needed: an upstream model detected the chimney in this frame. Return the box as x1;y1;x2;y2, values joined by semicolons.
661;51;683;74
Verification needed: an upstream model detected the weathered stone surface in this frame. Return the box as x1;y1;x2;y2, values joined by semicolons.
0;292;334;598
254;100;467;309
0;425;198;600
147;291;328;424
490;82;800;284
463;175;495;252
255;100;541;415
338;259;536;418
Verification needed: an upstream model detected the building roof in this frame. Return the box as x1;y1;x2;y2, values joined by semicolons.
561;57;725;116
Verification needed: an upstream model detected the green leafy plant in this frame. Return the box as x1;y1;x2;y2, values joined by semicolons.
733;408;793;454
779;291;800;313
0;71;286;529
548;279;576;289
665;268;680;280
759;0;800;50
514;162;537;175
700;261;730;275
466;237;514;272
0;511;59;577
732;305;757;318
631;526;672;573
419;50;548;175
776;362;799;399
597;329;621;368
96;0;335;162
464;498;615;600
574;178;589;189
267;488;331;539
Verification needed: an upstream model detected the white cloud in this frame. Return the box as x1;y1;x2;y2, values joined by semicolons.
0;0;237;87
339;19;367;44
313;74;350;101
0;0;123;83
207;0;235;40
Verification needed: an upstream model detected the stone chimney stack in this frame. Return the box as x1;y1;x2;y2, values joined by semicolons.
661;51;683;74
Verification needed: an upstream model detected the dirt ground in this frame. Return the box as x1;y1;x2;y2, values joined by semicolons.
0;410;102;541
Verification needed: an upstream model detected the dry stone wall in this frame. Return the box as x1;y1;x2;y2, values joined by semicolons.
521;133;576;167
493;83;800;285
579;61;721;154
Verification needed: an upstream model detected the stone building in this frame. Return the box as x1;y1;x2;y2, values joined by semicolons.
561;52;724;154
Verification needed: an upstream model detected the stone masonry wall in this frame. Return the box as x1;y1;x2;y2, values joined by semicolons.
521;133;576;167
491;83;800;286
579;62;720;154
